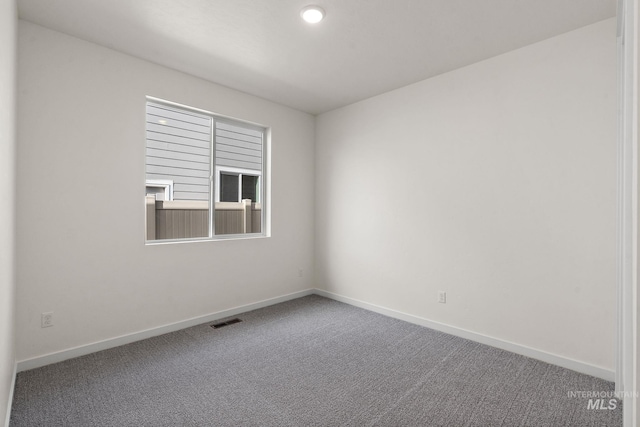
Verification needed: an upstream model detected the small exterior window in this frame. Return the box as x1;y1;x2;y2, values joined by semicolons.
145;99;266;242
216;168;260;203
145;179;174;201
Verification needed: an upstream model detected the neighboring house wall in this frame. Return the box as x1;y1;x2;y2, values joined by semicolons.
16;20;315;363
146;102;211;201
316;19;617;373
145;103;263;202
215;121;262;172
0;0;16;423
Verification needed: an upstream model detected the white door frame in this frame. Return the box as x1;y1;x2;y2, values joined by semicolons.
617;1;638;426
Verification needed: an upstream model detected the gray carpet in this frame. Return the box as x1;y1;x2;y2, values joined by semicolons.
10;295;622;426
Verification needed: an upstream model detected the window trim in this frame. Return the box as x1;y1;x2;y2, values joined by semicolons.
145;179;174;201
145;96;269;244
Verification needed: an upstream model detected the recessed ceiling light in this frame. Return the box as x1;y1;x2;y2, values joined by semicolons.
301;5;325;24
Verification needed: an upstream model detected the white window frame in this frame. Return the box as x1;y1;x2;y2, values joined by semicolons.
145;96;268;244
145;179;174;201
215;166;261;203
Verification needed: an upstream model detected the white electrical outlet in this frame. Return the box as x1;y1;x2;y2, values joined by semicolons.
438;291;447;304
41;312;54;328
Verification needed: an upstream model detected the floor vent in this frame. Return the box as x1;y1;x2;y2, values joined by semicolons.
211;318;242;329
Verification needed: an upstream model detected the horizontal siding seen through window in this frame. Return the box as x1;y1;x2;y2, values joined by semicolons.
145;103;211;201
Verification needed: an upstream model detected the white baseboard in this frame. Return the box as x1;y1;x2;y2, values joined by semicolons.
4;362;16;427
17;289;315;372
313;289;615;382
16;287;614;383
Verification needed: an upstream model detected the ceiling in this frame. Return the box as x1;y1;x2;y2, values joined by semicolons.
18;0;616;115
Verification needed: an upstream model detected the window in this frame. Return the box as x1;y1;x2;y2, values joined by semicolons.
145;179;174;201
145;99;266;242
216;167;260;202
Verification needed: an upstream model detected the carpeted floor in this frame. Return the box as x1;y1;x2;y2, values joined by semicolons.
10;295;622;426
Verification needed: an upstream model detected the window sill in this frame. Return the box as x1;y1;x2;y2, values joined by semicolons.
145;233;268;246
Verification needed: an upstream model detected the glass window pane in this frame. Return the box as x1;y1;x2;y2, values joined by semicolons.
145;102;211;241
215;121;263;236
241;175;259;202
220;173;239;202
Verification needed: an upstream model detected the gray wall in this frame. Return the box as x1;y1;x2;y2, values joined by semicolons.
316;19;617;373
0;0;16;423
17;20;315;363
